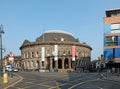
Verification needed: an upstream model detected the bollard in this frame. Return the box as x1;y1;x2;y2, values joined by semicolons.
3;73;8;83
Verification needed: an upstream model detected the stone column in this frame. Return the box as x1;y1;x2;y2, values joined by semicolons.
62;58;64;70
23;61;27;69
44;58;46;69
55;60;58;70
50;58;53;70
39;58;42;69
25;61;27;70
34;60;37;69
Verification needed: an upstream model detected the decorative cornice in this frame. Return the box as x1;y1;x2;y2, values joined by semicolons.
20;41;92;50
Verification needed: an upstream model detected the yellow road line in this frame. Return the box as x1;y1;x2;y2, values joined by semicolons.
4;74;23;89
22;82;52;89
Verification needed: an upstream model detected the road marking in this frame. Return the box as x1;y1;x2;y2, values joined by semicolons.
4;74;23;89
48;73;98;89
20;72;83;89
22;83;52;89
68;79;98;89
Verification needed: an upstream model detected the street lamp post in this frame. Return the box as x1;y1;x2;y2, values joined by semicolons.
0;24;4;77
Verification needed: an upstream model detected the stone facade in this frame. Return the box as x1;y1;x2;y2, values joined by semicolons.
20;30;92;71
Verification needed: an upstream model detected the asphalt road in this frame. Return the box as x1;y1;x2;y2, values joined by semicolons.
71;79;120;89
6;71;120;89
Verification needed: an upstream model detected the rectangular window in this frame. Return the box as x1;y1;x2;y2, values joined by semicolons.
115;48;120;58
104;24;111;34
111;12;117;17
105;36;118;46
104;48;113;59
111;24;120;30
118;36;120;46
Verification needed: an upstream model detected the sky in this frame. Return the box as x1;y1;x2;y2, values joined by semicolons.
0;0;120;60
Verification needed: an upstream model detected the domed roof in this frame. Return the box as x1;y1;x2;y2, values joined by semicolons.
20;30;92;50
36;30;79;42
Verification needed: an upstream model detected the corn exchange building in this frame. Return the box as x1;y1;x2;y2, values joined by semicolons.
20;30;92;71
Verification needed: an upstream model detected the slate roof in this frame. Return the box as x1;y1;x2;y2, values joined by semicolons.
36;30;78;42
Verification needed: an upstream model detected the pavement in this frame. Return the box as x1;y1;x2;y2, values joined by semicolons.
0;72;120;89
0;73;21;89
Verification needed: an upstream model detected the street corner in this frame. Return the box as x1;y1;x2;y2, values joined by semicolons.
4;74;23;89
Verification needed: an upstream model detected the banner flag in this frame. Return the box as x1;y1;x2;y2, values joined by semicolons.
72;46;76;61
54;45;58;61
41;47;45;61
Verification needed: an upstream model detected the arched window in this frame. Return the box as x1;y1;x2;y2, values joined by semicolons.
58;58;62;69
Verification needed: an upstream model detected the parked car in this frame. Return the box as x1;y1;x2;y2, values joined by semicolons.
5;65;18;72
13;68;18;72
